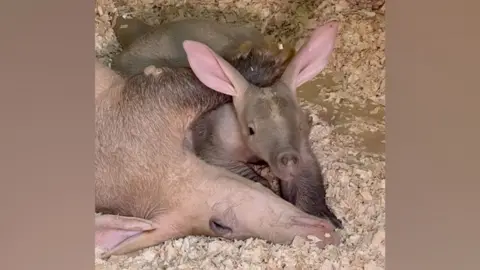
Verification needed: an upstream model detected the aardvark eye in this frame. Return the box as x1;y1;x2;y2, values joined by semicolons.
209;218;232;235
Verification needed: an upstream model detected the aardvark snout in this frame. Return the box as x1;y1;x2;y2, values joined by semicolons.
290;216;341;248
276;150;301;176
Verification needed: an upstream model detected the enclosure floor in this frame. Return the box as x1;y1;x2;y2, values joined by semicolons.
95;0;385;269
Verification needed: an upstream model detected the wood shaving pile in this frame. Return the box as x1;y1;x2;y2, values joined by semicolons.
95;0;385;269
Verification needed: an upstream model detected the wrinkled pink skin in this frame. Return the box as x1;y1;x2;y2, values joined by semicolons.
111;18;343;228
94;60;340;259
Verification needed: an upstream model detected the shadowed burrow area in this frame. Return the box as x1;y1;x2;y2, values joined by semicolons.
95;0;385;269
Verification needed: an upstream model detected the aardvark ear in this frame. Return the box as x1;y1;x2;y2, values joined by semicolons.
95;213;185;259
183;40;250;98
281;21;339;91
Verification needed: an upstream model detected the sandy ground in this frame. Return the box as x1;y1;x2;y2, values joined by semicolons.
94;0;385;269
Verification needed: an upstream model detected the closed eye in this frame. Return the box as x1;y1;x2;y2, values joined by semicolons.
209;218;232;236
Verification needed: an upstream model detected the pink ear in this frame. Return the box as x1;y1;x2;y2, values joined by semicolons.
183;40;250;97
281;21;339;90
95;214;155;251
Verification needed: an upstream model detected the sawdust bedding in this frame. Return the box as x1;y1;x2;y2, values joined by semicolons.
95;0;385;269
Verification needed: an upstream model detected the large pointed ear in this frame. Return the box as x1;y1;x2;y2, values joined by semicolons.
280;21;339;91
95;214;155;256
95;60;125;98
183;40;250;98
95;214;184;259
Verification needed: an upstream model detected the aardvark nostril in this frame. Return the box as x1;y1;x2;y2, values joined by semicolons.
317;218;337;232
278;152;299;167
290;216;341;247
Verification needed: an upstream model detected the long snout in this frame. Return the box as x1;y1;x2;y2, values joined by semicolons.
263;207;340;248
238;179;341;248
210;169;340;250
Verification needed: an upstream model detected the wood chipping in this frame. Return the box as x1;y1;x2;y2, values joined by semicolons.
95;0;385;269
